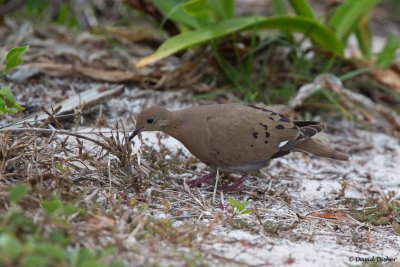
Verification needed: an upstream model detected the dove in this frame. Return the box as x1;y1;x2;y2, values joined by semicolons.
129;104;349;192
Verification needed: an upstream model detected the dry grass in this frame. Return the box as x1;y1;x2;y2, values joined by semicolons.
0;13;399;266
1;108;399;267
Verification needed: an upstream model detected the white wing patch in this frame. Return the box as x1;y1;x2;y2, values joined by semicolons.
279;140;289;147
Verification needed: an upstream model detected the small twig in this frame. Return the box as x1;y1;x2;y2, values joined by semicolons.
212;168;220;202
0;127;113;151
107;158;112;194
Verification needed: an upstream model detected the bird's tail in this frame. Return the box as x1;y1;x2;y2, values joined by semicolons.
295;138;349;161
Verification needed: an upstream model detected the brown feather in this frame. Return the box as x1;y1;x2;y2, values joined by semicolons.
295;138;349;161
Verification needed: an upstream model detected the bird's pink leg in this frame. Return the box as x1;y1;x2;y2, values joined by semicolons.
217;174;250;192
186;172;217;187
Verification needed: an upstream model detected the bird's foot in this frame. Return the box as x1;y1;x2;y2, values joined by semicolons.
217;174;250;192
186;172;217;187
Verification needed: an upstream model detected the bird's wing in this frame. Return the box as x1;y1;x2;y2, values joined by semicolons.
206;104;300;166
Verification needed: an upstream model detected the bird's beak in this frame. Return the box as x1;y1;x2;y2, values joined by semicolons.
129;127;143;141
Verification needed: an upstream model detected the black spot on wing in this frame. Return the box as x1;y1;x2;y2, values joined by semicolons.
276;124;285;129
278;115;291;122
259;123;268;130
265;132;270;138
293;120;320;127
252;131;259;139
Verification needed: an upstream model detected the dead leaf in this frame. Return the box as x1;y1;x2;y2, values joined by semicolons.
24;62;144;82
161;198;171;214
356;60;400;94
87;214;115;230
309;211;352;222
104;25;163;43
370;68;400;94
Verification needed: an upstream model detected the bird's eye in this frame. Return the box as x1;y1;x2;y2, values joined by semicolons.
147;118;154;124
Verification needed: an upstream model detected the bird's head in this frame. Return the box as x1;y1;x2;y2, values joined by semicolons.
129;106;171;141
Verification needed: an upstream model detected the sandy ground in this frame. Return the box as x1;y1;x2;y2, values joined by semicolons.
135;121;400;267
1;4;400;265
2;84;400;267
107;87;400;266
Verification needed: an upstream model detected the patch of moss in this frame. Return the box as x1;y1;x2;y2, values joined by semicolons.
263;221;298;235
353;198;400;231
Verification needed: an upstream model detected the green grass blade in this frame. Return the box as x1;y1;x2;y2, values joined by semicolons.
210;0;234;20
182;0;212;27
183;0;208;18
287;0;316;19
153;0;200;29
271;1;294;42
328;0;381;43
182;0;234;25
272;0;288;15
376;36;400;68
339;66;376;81
137;16;343;67
355;13;372;58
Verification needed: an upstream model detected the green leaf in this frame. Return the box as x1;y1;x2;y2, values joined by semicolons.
0;46;28;115
3;45;30;74
21;254;50;267
153;0;200;29
228;198;254;214
355;13;372;58
0;234;23;262
67;248;103;267
0;86;16;103
271;1;294;42
8;183;30;203
35;244;65;260
26;0;49;13
272;0;288;15
229;198;237;208
42;198;63;213
376;36;400;68
209;0;234;20
241;209;255;214
63;204;80;216
183;0;234;24
236;200;246;211
288;0;316;19
137;15;343;67
56;3;79;28
329;0;381;43
50;229;68;245
0;86;25;115
110;260;126;267
183;0;208;18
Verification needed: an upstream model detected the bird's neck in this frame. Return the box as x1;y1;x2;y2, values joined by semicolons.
160;111;186;139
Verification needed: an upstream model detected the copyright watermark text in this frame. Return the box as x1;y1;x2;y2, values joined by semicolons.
349;256;397;263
